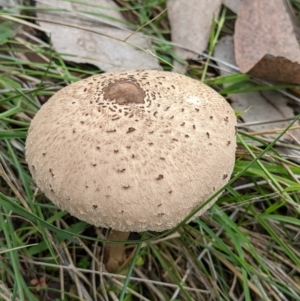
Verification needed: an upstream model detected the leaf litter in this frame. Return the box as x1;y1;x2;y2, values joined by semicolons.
223;0;242;13
167;0;222;73
214;35;300;160
35;0;161;72
234;0;300;84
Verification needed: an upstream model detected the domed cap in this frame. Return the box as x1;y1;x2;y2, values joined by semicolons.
26;70;237;232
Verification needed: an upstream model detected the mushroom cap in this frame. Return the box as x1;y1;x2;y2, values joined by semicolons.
26;70;236;232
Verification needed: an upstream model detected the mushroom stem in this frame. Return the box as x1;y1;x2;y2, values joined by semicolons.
104;229;130;273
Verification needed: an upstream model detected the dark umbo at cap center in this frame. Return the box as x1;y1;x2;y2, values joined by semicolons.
103;80;146;105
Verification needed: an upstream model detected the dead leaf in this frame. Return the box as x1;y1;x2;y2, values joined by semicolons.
234;0;300;84
0;0;20;13
223;0;243;14
214;35;300;142
36;0;160;72
167;0;222;73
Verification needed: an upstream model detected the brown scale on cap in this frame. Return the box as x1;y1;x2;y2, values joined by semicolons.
26;70;237;232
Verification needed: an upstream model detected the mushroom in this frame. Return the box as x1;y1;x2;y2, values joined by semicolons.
26;70;237;272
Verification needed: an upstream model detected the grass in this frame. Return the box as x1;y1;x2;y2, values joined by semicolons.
0;1;300;300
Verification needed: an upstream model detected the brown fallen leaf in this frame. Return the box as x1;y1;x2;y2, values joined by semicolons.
36;0;160;72
234;0;300;84
167;0;222;73
214;35;300;142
